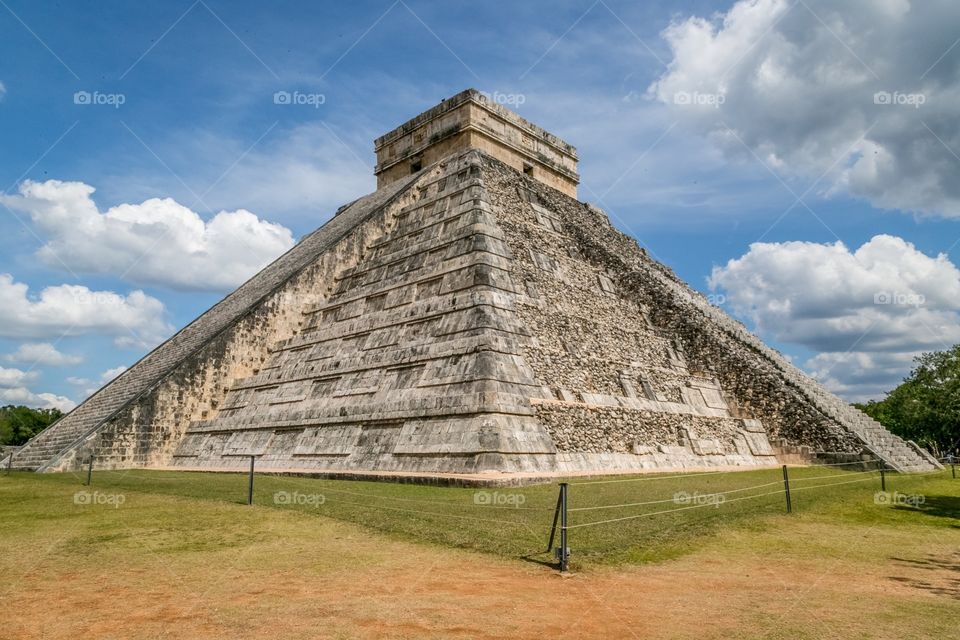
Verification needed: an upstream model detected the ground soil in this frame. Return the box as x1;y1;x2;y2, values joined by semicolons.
8;523;958;640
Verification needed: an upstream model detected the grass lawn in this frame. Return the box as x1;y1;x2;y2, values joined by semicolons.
1;466;957;639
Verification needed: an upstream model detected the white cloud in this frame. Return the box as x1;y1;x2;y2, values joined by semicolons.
0;273;173;348
0;386;75;412
1;179;296;292
650;0;960;216
0;366;38;388
0;365;73;411
4;343;83;367
709;234;960;400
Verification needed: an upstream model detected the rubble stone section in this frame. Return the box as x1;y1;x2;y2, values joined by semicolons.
482;161;780;472
480;156;938;473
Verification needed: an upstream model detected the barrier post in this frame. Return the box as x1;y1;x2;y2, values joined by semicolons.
879;461;886;493
247;455;256;506
85;457;93;486
782;465;792;514
558;482;569;572
5;452;12;476
546;487;563;553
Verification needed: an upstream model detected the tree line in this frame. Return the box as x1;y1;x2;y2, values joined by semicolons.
855;345;960;458
0;405;64;447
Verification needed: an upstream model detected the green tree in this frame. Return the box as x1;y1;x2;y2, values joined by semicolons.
856;345;960;458
0;405;64;447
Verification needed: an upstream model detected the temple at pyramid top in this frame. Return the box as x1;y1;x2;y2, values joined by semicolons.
374;88;580;197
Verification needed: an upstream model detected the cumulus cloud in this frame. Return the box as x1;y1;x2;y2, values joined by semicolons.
709;234;960;400
0;366;38;388
650;0;960;216
4;343;83;367
0;364;73;411
0;386;75;412
0;274;173;348
1;179;295;292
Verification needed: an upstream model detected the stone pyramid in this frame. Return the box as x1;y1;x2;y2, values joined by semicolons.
8;89;941;476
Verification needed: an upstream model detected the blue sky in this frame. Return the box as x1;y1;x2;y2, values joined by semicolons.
2;0;960;408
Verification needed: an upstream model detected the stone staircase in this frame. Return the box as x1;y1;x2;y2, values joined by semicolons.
644;260;942;473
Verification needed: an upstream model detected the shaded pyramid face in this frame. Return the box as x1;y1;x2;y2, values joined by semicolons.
8;95;940;476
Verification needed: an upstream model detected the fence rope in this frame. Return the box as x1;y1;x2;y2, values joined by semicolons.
790;470;879;483
266;474;554;510
568;479;786;512
566;488;787;529
570;468;742;486
808;459;883;468
788;475;881;492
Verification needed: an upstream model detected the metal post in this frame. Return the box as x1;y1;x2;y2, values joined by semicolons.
247;455;255;505
951;456;956;479
546;487;563;553
879;461;886;493
85;457;93;486
5;452;12;476
782;465;792;514
558;482;569;572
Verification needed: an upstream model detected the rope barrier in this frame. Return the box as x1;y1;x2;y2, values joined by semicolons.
788;475;881;492
566;488;786;529
266;474;554;510
568;479;786;512
808;459;882;468
569;468;739;486
790;470;879;483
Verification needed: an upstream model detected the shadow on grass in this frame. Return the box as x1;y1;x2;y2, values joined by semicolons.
892;495;960;525
889;551;960;600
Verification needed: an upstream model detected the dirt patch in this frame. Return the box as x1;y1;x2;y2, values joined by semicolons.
7;534;958;640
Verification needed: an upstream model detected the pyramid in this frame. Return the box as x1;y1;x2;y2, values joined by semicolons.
8;89;941;477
